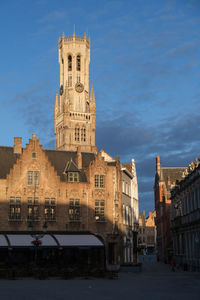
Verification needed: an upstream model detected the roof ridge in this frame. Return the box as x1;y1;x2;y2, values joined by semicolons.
0;146;14;149
162;167;186;169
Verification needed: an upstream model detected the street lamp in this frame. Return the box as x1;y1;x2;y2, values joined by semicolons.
28;221;48;267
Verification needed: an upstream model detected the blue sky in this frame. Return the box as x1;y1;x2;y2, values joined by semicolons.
0;0;200;214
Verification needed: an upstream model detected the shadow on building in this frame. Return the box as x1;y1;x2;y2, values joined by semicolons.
0;203;128;278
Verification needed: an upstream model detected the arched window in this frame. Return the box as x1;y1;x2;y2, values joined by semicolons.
68;55;72;71
75;127;80;142
81;128;86;142
77;55;81;71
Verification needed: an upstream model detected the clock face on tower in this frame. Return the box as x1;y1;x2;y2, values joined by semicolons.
75;82;84;93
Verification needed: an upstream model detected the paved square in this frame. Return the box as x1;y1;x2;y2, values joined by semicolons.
0;262;199;300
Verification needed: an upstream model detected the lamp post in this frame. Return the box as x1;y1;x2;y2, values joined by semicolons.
28;221;48;267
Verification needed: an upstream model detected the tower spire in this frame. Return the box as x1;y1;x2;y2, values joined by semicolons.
90;84;95;102
54;90;60;113
55;90;59;106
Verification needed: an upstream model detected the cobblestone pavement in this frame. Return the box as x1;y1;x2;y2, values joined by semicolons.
0;262;200;300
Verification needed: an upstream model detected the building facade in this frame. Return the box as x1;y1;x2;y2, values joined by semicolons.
145;210;156;254
0;32;139;273
138;211;146;253
121;160;139;264
154;155;185;262
171;159;200;271
138;210;156;255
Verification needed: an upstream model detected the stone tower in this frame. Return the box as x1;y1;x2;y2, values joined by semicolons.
54;31;96;152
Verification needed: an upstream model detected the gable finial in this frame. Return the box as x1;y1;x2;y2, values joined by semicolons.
73;25;75;37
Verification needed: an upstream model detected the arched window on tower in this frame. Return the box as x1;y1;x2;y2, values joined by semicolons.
77;55;81;71
81;128;86;142
68;55;72;71
75;127;80;142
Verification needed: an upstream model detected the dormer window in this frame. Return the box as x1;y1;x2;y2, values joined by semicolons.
68;172;79;182
64;159;80;183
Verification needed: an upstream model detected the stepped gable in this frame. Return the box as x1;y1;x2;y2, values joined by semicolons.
45;149;95;182
81;152;95;168
0;146;21;179
0;146;96;183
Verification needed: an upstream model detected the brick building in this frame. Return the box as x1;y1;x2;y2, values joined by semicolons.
0;32;138;274
154;155;185;262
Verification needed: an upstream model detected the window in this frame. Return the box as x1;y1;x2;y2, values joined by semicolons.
67;172;79;182
32;152;36;158
68;75;72;87
9;196;21;220
28;171;39;186
77;55;81;71
95;200;105;221
69;199;80;221
27;197;39;220
75;127;80;141
68;55;72;71
77;75;80;83
95;175;105;188
81;128;86;142
122;181;125;193
45;198;56;221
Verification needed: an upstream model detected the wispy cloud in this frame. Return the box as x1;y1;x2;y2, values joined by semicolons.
10;81;54;146
29;24;55;38
37;11;67;23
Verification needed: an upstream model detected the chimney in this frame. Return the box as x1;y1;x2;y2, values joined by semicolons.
77;147;82;169
32;134;37;140
156;155;161;173
14;137;22;154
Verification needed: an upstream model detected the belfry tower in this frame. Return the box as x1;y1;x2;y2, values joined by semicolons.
54;31;96;152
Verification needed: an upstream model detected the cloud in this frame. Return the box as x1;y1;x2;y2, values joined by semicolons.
29;24;55;38
95;103;200;213
37;11;67;23
10;81;54;146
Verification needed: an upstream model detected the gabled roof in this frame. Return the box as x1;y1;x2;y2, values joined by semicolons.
64;159;80;173
45;150;95;182
0;146;96;183
161;167;185;187
0;147;20;179
123;164;132;174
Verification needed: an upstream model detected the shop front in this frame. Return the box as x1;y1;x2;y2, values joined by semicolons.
0;232;105;277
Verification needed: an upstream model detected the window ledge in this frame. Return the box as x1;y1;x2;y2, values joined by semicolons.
69;219;82;223
8;218;23;222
